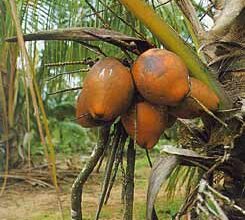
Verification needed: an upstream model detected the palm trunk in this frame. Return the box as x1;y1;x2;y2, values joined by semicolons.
0;57;19;171
0;2;25;171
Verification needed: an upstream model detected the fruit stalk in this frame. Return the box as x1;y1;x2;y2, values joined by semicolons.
119;0;231;109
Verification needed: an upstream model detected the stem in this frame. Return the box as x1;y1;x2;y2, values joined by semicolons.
48;86;82;96
105;130;127;204
71;126;110;220
118;0;231;109
120;147;126;204
145;150;159;220
95;147;107;173
123;139;136;220
95;124;122;220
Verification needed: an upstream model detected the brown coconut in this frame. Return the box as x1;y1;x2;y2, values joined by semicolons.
169;77;220;119
132;48;190;106
76;92;106;128
121;101;168;149
83;57;134;121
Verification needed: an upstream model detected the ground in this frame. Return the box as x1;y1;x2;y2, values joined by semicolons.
0;156;183;220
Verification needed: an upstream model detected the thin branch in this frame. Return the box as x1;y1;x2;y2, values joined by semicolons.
123;139;136;220
156;1;172;9
145;149;159;220
95;124;122;220
76;40;107;57
95;146;107;173
146;149;153;167
151;0;156;10
71;126;111;220
46;68;89;81
199;3;215;21
84;3;119;18
190;95;228;127
104;130;127;204
120;146;126;204
98;0;146;39
85;0;110;29
174;0;205;41
45;60;92;67
47;86;82;96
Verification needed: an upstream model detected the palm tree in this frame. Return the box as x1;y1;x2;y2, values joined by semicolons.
0;0;244;219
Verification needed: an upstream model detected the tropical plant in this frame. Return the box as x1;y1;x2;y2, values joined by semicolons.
0;0;244;220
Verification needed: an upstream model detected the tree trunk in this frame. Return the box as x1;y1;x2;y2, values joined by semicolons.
204;2;245;218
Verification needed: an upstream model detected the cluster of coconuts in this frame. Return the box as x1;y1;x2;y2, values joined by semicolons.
76;48;219;149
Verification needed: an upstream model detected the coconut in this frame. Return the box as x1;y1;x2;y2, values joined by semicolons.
132;48;190;106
